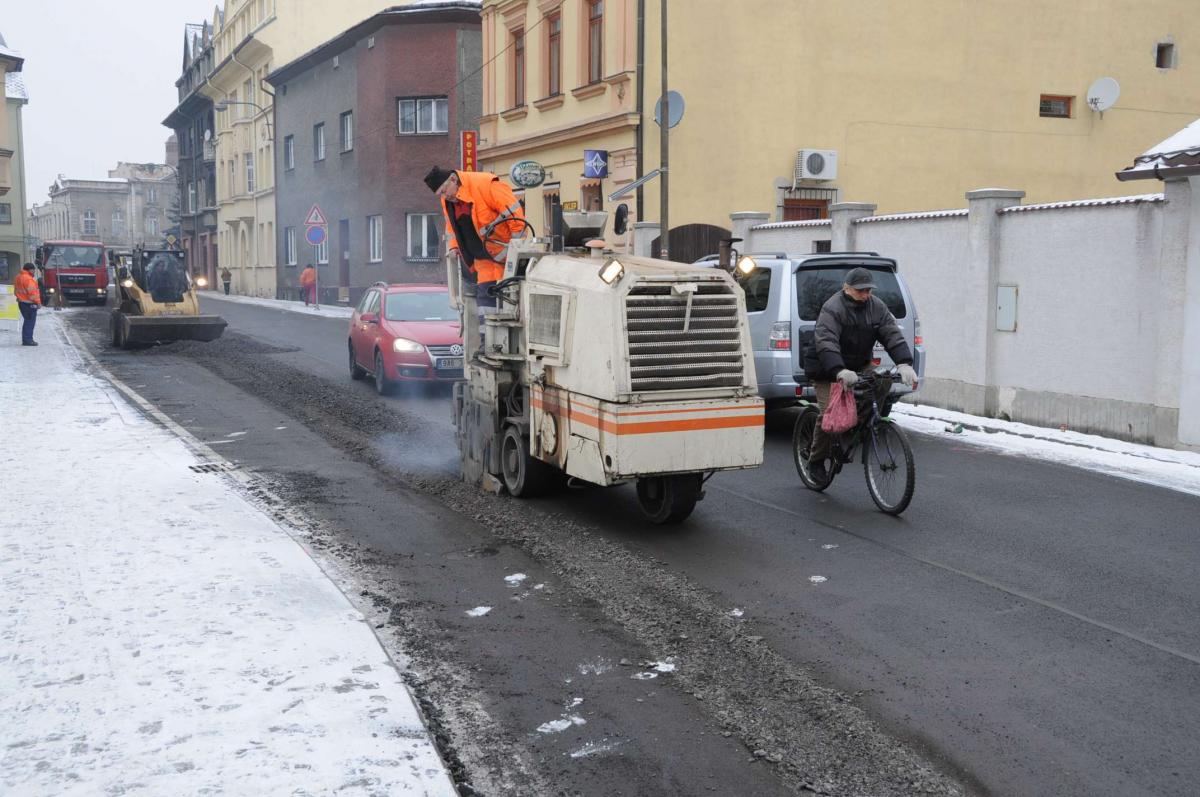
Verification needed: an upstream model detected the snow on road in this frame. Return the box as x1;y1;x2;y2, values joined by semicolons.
893;404;1200;497
0;317;454;795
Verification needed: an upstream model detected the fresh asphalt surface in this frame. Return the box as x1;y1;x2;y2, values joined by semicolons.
69;295;1200;796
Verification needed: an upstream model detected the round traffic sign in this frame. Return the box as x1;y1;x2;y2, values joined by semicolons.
305;225;327;246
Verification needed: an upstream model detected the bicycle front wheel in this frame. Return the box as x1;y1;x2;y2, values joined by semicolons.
863;420;915;515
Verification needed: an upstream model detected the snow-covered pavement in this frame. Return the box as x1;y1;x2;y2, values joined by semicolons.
0;316;455;795
893;403;1200;498
202;291;354;319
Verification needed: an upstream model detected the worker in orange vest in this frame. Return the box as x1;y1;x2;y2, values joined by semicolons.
14;263;42;346
425;166;526;330
299;264;317;306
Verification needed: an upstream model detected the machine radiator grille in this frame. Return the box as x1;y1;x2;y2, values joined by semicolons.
529;293;563;348
625;283;744;391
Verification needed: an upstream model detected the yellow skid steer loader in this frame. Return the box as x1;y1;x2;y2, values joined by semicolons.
110;248;227;348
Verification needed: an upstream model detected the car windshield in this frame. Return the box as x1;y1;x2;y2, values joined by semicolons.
384;291;455;322
46;246;103;268
795;266;907;320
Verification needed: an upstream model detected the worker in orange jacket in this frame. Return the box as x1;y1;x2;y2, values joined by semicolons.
424;166;526;326
14;263;42;347
299;264;317;306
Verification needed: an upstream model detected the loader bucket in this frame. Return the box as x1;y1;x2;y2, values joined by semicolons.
122;314;228;345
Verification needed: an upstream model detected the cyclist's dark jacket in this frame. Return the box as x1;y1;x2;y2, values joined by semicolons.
806;291;912;379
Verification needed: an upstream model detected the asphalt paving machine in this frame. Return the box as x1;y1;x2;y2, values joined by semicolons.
109;247;227;348
450;211;764;524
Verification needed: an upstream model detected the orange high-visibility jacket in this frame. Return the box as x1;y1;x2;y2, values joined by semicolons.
442;170;526;284
13;271;41;305
299;267;316;287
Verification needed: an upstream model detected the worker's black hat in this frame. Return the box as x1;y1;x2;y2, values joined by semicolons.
424;166;455;192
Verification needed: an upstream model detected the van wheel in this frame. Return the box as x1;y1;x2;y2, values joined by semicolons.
349;342;366;380
636;474;702;525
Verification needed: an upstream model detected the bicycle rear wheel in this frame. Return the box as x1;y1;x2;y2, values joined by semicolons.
863;420;915;515
793;407;833;491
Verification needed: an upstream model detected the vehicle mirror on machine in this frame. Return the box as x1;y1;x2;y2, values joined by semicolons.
613;203;630;236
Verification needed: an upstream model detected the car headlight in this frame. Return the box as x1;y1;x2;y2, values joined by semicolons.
196;276;208;287
392;337;424;353
48;287;56;293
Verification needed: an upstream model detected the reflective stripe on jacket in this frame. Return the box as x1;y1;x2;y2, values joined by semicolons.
14;271;41;305
442;170;525;284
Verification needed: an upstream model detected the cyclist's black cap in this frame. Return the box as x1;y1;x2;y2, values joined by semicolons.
844;267;875;290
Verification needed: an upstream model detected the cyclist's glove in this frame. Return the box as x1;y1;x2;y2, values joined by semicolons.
836;369;858;388
897;363;917;388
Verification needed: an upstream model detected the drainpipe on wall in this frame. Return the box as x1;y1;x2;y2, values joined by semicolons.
233;48;261;293
635;0;645;222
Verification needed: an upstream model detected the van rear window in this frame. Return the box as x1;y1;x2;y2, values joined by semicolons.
795;267;906;321
736;267;772;312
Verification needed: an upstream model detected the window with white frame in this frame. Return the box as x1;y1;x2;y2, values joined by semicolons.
398;97;448;134
146;214;159;236
245;153;256;193
188;182;197;213
284;135;295;170
0;203;11;225
368;215;383;262
340;111;354;151
147;187;158;204
83;209;97;235
407;213;440;259
285;226;297;265
315;237;328;264
314;123;326;160
112;209;123;236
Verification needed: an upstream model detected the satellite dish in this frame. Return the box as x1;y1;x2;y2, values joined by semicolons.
654;91;685;128
1086;77;1120;113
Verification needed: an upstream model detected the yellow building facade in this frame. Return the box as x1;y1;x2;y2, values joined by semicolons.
204;0;419;296
479;0;1200;258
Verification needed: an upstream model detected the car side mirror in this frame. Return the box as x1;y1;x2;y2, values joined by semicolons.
361;312;378;324
613;203;630;236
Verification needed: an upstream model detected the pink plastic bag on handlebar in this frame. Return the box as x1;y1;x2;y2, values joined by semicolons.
821;382;857;434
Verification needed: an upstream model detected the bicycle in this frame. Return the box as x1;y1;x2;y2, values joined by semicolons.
792;370;916;515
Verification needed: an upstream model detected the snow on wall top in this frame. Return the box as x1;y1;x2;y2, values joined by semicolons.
999;193;1164;213
856;208;968;224
752;219;832;230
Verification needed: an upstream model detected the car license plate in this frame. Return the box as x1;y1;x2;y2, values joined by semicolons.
437;357;463;370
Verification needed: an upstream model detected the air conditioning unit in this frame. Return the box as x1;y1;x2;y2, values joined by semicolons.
795;149;838;181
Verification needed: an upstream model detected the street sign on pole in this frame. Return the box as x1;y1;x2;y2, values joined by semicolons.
304;204;328;227
305;225;327;246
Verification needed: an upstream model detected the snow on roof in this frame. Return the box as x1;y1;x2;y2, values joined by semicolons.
5;71;27;101
856;208;968;224
752;218;832;230
1000;193;1164;213
1117;118;1200;179
1139;118;1200;161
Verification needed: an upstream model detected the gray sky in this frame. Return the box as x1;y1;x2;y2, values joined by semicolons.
6;0;219;207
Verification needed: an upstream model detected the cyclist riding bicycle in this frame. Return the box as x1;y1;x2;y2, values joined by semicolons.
802;267;917;482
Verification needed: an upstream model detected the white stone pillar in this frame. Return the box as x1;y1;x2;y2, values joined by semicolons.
730;211;769;251
965;188;1025;416
1177;175;1200;447
829;202;876;251
632;222;660;258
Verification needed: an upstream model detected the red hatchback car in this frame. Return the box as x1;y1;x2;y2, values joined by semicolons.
348;283;463;394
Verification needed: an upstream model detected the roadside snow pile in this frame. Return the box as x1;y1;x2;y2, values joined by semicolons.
0;317;454;796
203;292;354;319
893;404;1200;497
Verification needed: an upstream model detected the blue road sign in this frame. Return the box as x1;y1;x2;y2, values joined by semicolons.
305;225;327;246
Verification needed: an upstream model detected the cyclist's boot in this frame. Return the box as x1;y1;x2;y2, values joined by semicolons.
809;458;828;483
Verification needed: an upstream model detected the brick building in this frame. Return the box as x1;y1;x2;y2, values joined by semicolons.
267;1;482;304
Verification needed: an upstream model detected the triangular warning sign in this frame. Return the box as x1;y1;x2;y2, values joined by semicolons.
304;204;328;226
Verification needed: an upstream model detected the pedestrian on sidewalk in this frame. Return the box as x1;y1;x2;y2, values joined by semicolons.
220;267;232;295
299;264;317;306
14;263;42;347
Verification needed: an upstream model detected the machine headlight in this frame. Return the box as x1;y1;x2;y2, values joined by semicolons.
48;287;56;294
392;337;424;353
196;276;209;287
121;279;134;288
736;255;757;275
599;259;625;285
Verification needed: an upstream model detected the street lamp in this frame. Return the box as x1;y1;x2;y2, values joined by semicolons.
213;100;273;138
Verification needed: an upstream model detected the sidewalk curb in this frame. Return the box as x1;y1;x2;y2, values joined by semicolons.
57;318;462;789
